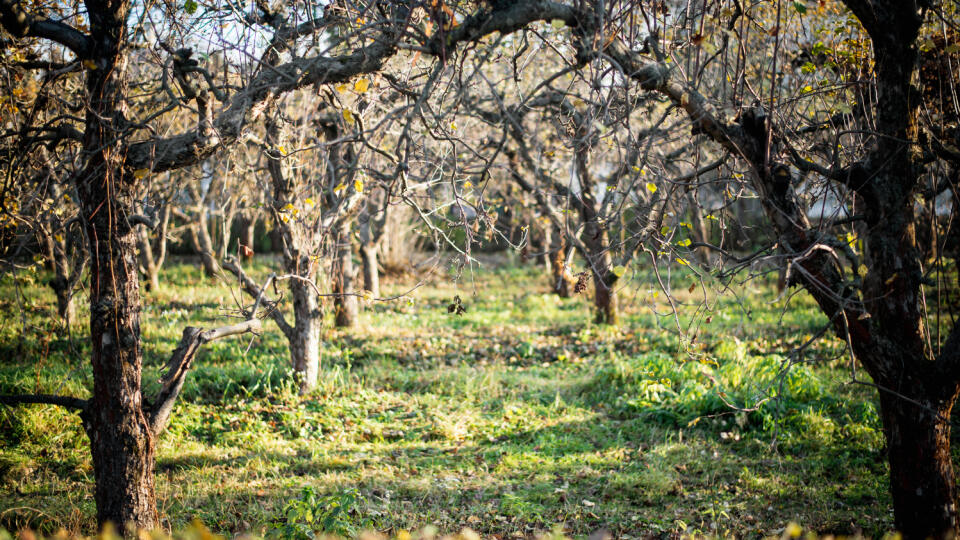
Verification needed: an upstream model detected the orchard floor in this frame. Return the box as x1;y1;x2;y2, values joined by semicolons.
0;255;909;538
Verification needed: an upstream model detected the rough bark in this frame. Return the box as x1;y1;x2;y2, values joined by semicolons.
878;388;959;538
76;9;158;525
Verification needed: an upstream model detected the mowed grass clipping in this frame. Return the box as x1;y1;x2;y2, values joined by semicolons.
0;256;901;537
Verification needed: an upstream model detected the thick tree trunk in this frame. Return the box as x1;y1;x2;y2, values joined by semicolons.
79;149;158;532
333;229;358;328
878;389;959;539
360;243;380;299
290;280;320;393
75;5;158;527
83;220;158;529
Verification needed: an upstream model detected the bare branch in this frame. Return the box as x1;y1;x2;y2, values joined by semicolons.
0;0;92;57
149;318;262;435
0;393;87;411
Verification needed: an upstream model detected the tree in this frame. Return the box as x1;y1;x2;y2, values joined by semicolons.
0;0;585;527
2;0;957;535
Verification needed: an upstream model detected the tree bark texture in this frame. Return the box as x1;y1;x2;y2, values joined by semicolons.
77;5;159;526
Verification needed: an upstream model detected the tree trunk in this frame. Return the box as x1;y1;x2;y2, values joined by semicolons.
41;230;75;325
549;236;572;298
74;8;158;527
360;243;380;299
240;214;256;259
687;192;710;265
585;228;618;325
878;389;959;539
539;223;551;269
593;272;618;325
83;217;158;529
290;280;320;393
151;205;170;290
189;208;221;277
138;226;160;292
333;228;358;328
52;273;75;326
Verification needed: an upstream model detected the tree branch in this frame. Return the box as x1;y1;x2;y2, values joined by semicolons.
0;393;87;411
0;0;92;57
149;318;262;435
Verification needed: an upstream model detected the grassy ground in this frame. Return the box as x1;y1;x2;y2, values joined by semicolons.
0;255;900;538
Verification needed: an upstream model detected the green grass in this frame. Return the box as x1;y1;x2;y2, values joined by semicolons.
0;256;898;537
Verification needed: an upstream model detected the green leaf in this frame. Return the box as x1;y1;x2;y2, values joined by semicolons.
612;265;626;278
184;0;198;14
551;19;565;30
792;1;806;14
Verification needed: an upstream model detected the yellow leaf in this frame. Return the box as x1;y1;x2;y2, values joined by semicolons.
646;182;657;193
336;84;347;93
305;197;315;207
82;59;98;70
133;168;150;180
278;145;286;156
354;78;370;93
354;178;364;193
676;257;689;266
334;182;346;193
343;109;355;125
53;234;64;243
611;265;626;278
463;181;473;189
